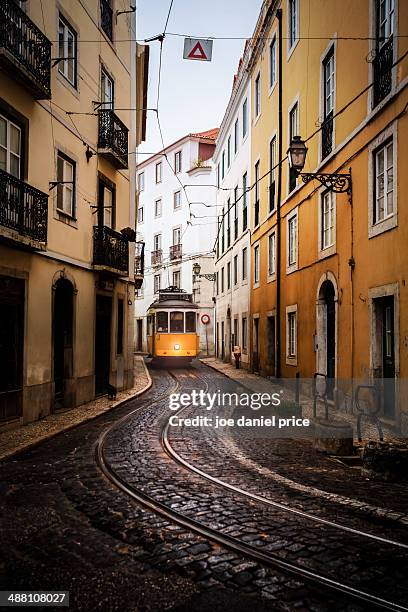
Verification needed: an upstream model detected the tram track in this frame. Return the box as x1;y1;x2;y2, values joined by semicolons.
95;365;408;612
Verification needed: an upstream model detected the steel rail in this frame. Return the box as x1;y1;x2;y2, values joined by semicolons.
95;368;408;612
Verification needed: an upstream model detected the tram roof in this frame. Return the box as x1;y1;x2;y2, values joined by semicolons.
148;299;199;310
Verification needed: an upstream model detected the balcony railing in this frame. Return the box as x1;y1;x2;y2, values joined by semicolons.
0;0;51;99
0;169;48;245
135;242;144;275
93;225;129;275
98;110;129;170
100;0;113;41
170;244;182;261
151;249;162;266
373;37;393;107
321;113;333;160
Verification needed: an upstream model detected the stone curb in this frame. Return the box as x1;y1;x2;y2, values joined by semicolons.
0;358;153;463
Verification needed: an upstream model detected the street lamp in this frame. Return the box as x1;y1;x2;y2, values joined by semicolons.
287;136;352;198
193;262;216;282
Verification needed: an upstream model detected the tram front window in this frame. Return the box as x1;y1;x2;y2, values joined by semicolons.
156;311;168;333
185;312;196;333
170;311;184;333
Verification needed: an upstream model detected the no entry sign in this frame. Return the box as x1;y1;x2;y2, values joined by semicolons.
183;38;213;62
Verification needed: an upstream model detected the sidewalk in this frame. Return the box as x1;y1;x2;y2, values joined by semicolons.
200;357;400;441
0;356;151;462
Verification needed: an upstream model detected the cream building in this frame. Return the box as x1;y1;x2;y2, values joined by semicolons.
0;0;148;425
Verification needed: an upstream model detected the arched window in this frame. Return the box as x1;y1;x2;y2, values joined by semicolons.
170;311;184;333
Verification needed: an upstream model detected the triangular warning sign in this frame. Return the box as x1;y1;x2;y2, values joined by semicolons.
188;41;207;60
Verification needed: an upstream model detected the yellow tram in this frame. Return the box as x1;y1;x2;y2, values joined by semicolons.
147;287;200;362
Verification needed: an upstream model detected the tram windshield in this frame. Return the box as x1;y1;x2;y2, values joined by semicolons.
170;311;184;333
156;311;168;333
185;312;196;332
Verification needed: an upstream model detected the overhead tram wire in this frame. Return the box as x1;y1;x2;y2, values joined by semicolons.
211;47;408;252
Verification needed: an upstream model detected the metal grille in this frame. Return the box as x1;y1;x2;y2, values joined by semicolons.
100;0;113;41
321;113;333;160
135;242;144;275
170;244;182;261
93;225;129;274
151;249;162;266
373;37;393;107
98;109;129;169
0;0;51;98
0;169;48;243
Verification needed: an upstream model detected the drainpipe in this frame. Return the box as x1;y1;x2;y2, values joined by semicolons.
275;8;283;379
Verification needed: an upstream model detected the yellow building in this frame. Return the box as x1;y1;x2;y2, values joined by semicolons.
0;0;148;424
249;0;408;430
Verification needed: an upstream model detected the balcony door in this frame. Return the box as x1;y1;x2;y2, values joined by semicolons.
101;67;114;110
0;113;21;178
98;176;115;229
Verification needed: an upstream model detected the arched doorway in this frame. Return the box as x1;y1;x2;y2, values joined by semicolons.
316;276;337;399
53;277;74;409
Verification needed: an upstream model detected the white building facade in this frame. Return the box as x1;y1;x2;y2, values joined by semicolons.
135;130;219;355
214;52;252;368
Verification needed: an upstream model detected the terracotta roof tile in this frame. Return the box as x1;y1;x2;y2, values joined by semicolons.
191;128;219;140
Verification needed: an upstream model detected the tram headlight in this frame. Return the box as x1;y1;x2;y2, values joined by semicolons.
174;344;181;350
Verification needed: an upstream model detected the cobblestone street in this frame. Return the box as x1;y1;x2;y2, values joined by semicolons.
1;361;407;611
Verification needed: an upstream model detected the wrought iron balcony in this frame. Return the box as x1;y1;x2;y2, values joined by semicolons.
321;113;333;160
0;169;48;247
100;0;113;41
170;243;182;261
0;0;51;99
98;110;129;170
151;249;162;266
93;225;129;275
134;241;144;289
373;37;393;107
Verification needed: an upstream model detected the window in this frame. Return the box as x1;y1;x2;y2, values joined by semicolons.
154;198;162;218
254;160;260;227
137;206;144;223
157;311;168;333
100;0;113;40
174;190;181;210
58;15;77;87
242;98;248;138
242;317;248;351
56;152;75;217
173;270;181;288
254;244;260;284
186;312;196;333
242;247;248;281
221;151;225;179
153;233;161;251
233;318;239;348
373;0;394;106
289;102;299;192
287;309;297;358
154;274;161;294
174;150;182;173
217;163;220;188
173;226;181;245
116;298;124;355
288;212;297;268
288;0;299;51
0;114;21;178
226;199;231;247
101;67;114;109
216;271;219;295
221;267;225;293
234;118;239;154
377;0;394;45
233;254;238;285
138;172;144;192
255;72;261;117
374;138;394;223
227;262;231;290
221;207;225;253
234;186;239;240
170;311;184;333
269;136;277;212
322;48;335;159
155;161;162;183
321;191;335;249
242;172;248;231
269;36;277;89
98;178;115;228
227;135;231;168
268;232;276;277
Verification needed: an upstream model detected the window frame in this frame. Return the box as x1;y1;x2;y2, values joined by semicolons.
234;118;239;154
242;246;248;282
287;208;298;273
154;198;162;218
0;113;22;179
56;150;76;218
137;171;145;192
173;190;181;210
253;243;260;287
242;98;248;138
269;35;277;92
174;150;182;174
368;125;397;238
154;273;161;294
321;190;336;251
58;13;78;89
286;305;298;364
254;71;261;119
155;161;162;184
268;230;276;280
287;0;299;57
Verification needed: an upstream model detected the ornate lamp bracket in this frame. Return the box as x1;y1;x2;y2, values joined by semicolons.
196;273;216;282
300;172;352;200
